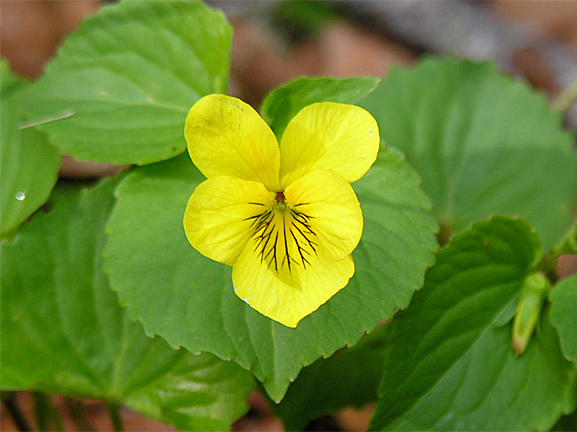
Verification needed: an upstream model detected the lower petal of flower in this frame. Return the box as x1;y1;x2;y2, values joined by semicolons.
232;208;355;328
184;176;274;266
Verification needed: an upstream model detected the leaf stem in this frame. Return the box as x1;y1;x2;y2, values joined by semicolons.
1;392;33;432
33;392;63;432
552;78;577;113
106;401;124;432
65;397;95;431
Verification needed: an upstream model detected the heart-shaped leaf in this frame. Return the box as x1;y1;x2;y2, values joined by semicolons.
370;217;577;431
359;58;577;251
103;146;438;401
0;179;254;430
24;0;232;165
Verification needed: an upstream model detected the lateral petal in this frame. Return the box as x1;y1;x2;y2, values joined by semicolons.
185;94;282;191
279;102;379;187
285;170;363;261
232;241;354;328
184;176;274;266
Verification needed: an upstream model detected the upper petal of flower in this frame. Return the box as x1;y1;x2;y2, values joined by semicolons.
279;102;380;188
232;239;354;328
184;176;275;266
285;170;363;261
185;94;282;191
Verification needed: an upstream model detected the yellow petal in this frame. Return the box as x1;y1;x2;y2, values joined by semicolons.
279;102;380;187
285;170;363;261
232;237;354;328
184;176;274;266
185;94;282;191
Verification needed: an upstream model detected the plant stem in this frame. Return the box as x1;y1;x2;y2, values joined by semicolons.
553;79;577;113
106;401;124;432
1;392;33;432
65;397;94;431
33;392;63;432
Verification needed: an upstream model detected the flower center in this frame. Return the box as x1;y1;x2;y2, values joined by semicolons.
246;193;318;272
276;191;286;211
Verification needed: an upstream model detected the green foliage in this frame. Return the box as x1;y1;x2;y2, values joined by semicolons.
1;60;60;236
272;324;389;430
553;409;577;432
24;0;232;165
272;0;342;38
550;275;577;362
2;0;576;428
0;180;254;430
103;146;438;401
261;76;381;138
359;57;577;251
554;220;577;255
369;217;577;431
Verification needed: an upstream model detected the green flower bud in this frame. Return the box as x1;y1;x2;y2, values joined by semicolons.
512;273;550;356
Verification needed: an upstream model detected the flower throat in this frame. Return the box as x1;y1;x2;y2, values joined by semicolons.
246;191;318;272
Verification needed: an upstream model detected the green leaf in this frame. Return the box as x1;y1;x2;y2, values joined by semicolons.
0;180;254;431
359;57;577;251
553;408;577;432
261;76;381;139
103;146;438;401
24;0;232;165
370;217;577;431
272;324;390;431
554;220;577;255
1;60;60;236
1;59;27;94
550;275;577;362
272;0;341;36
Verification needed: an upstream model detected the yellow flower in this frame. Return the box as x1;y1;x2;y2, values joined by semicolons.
183;94;379;327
